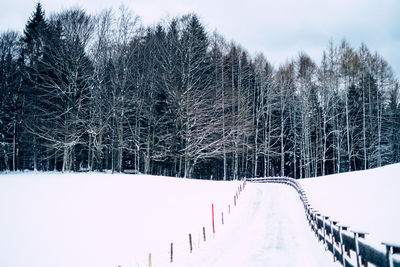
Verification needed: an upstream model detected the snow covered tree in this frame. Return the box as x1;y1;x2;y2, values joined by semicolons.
87;9;114;171
27;8;94;171
2;6;400;177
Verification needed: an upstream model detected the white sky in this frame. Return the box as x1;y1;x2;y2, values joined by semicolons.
1;0;399;77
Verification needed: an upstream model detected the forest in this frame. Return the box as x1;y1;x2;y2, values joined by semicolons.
0;3;399;179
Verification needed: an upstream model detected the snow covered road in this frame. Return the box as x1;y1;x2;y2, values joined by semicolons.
178;183;338;267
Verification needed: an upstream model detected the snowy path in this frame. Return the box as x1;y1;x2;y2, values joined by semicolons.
177;183;338;267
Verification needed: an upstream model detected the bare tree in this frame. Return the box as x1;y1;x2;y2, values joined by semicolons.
28;8;94;171
275;62;295;177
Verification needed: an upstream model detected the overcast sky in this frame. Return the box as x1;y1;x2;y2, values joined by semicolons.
1;0;399;76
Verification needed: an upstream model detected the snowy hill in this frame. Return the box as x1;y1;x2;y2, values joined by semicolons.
299;163;400;247
0;173;243;267
1;165;399;266
0;172;337;267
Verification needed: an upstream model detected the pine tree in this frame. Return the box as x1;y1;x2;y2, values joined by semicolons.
0;31;22;171
20;2;48;170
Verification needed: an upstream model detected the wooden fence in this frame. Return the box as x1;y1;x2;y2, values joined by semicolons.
117;181;247;266
247;177;400;267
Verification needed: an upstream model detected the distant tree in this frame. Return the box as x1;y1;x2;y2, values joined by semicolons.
2;5;400;177
27;8;94;171
106;5;140;173
0;31;22;171
274;62;295;177
223;44;254;179
252;54;275;177
177;15;217;178
20;2;48;170
87;9;114;171
370;54;397;167
295;53;319;177
385;82;400;163
318;48;340;176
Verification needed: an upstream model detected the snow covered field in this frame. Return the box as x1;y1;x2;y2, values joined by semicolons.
0;173;242;267
300;163;400;248
1;164;398;267
0;172;336;267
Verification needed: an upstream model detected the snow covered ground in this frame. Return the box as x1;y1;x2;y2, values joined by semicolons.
0;173;241;267
173;183;336;267
0;172;336;267
299;163;400;248
2;164;398;267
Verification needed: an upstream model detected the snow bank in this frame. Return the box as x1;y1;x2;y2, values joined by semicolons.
299;163;400;247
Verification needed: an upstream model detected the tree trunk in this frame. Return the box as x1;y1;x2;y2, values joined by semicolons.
184;156;190;178
62;146;68;172
377;94;382;167
12;121;16;171
88;133;92;170
221;59;227;180
33;136;38;171
254;125;259;178
345;80;351;171
280;111;285;177
117;118;123;172
54;151;57;171
145;124;151;174
362;76;367;170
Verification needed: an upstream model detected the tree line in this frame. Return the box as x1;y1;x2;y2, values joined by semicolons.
0;3;399;179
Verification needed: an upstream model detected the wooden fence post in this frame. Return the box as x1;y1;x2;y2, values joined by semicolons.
149;253;152;267
306;204;312;226
170;243;173;263
212;204;215;234
189;233;193;253
307;207;313;230
323;215;330;247
352;230;368;267
338;225;347;266
381;242;400;267
309;208;315;231
385;244;394;267
314;212;321;239
330;220;338;262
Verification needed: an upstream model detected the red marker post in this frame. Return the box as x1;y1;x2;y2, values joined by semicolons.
212;203;215;234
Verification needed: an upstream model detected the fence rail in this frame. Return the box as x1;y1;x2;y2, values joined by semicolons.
247;177;400;267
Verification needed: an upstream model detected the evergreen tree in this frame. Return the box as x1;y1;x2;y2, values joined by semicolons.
20;2;48;170
0;31;22;171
